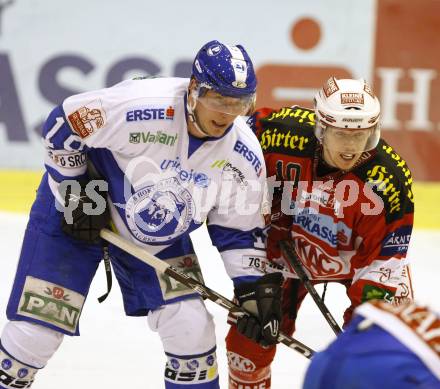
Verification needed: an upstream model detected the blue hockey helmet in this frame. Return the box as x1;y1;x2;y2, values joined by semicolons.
192;40;257;98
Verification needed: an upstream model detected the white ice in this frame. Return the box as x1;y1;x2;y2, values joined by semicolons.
0;211;439;389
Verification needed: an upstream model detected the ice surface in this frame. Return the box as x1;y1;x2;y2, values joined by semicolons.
0;211;439;388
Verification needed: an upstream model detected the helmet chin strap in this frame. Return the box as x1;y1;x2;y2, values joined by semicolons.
186;91;211;137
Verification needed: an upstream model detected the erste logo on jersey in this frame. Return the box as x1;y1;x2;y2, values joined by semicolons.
125;177;195;243
126;106;175;121
233;140;262;177
67;99;106;139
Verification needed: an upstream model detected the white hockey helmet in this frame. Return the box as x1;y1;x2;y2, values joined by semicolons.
314;78;381;153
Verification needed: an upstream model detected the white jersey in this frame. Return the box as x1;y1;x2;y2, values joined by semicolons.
42;77;267;282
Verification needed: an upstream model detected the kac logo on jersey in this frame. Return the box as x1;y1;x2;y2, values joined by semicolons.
126;106;175;121
125;177;195;243
293;236;349;279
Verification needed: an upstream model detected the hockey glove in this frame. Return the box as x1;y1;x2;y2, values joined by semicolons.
61;179;110;243
234;272;283;346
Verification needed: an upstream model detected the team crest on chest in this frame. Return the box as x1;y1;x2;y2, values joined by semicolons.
125;177;195;243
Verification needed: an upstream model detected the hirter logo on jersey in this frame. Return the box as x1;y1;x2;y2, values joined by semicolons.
67;99;106;139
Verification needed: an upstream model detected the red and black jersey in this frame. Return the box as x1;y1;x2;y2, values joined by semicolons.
251;106;414;310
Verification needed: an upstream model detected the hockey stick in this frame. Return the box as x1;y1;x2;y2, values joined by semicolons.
100;228;315;359
279;240;343;335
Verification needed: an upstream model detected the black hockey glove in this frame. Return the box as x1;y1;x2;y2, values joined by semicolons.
60;179;110;244
234;272;283;346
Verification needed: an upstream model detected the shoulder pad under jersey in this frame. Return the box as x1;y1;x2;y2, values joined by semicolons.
354;139;414;224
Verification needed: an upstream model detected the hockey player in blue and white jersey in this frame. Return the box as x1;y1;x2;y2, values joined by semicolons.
303;300;440;388
0;40;283;389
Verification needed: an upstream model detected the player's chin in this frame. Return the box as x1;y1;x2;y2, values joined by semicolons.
207;123;229;137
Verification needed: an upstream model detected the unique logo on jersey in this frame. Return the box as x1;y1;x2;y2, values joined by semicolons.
293;236;349;279
157;254;204;300
368;266;400;284
226;352;256;372
207;44;222;56
17;276;84;333
259;128;310;152
129;130;178;146
48;150;87;169
323;77;339;97
67;99;106;139
296;185;342;215
211;159;247;187
266;107;315;125
292;211;352;248
340;92;364;105
161;157;210;188
361;284;394;303
125;177;195;243
366;165;402;214
233;140;262;177
126;106;175;121
382;144;414;199
380;225;412;256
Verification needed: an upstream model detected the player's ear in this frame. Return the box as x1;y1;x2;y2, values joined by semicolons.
188;77;198;91
245;94;257;116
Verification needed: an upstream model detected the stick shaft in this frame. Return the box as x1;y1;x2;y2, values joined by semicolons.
280;240;343;335
100;229;315;358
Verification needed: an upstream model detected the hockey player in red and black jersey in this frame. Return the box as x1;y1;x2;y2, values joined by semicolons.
226;78;415;388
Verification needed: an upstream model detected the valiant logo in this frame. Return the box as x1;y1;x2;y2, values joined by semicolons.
129;130;178;146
